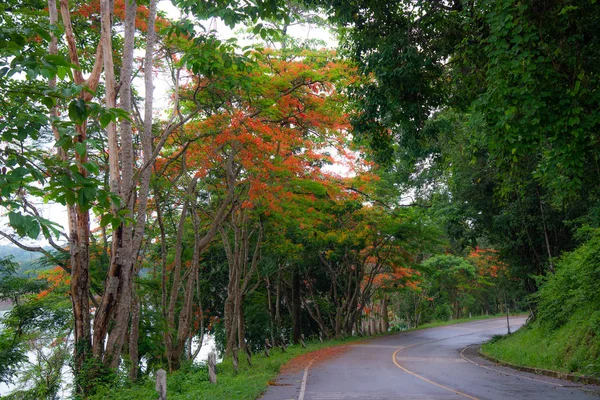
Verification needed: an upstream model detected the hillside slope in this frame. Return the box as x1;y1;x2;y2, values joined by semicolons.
483;229;600;377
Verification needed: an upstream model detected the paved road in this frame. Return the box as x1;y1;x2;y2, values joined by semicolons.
261;317;600;400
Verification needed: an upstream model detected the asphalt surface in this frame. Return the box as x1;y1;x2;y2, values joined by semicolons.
260;316;600;400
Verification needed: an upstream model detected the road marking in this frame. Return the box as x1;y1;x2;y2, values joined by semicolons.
389;324;519;400
392;347;479;400
396;356;467;363
299;361;310;400
299;346;346;400
459;346;564;387
350;344;406;349
310;393;390;399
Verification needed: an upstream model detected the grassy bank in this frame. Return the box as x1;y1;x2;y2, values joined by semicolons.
482;309;600;377
482;230;600;379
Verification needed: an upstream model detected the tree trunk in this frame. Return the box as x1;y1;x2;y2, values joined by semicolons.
266;278;275;344
381;295;389;333
291;270;301;344
91;0;138;368
58;0;105;390
129;291;140;381
536;186;555;273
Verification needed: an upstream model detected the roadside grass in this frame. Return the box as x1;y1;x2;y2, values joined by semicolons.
89;337;358;400
90;313;525;400
481;308;600;377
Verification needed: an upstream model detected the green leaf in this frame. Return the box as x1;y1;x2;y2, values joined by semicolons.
8;212;24;230
26;221;40;240
68;99;87;125
111;217;122;230
81;162;99;175
55;135;72;150
41;96;55;110
75;142;86;156
57;66;67;80
64;190;76;206
99;112;113;128
100;214;112;227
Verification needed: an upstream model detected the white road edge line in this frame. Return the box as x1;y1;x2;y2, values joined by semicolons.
298;361;311;400
299;347;343;400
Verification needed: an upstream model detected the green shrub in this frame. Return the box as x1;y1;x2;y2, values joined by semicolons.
483;228;600;376
537;228;600;330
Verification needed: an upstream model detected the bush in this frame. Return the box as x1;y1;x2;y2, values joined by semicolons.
537;228;600;331
433;304;452;321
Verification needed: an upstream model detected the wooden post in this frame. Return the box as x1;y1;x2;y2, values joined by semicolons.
245;344;252;366
300;333;306;348
208;352;217;384
232;347;239;373
156;369;167;400
264;338;272;357
318;331;323;343
280;334;287;352
504;291;511;334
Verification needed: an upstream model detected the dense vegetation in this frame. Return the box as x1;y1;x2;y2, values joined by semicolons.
483;228;600;377
0;0;598;398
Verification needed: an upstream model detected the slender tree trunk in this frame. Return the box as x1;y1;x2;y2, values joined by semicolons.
291;270;301;344
381;294;389;333
58;0;105;389
164;154;237;367
222;208;262;356
92;0;138;368
275;271;282;331
266;278;275;344
536;186;555;272
50;0;91;383
129;291;140;381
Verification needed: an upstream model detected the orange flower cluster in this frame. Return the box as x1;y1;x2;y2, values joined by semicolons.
75;0;170;33
37;267;70;300
468;247;507;278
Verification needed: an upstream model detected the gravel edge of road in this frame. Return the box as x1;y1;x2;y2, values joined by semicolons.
477;348;600;386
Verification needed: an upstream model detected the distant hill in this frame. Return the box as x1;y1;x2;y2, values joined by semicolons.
0;245;44;276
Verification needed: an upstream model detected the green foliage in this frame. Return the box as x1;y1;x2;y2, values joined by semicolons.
0;257;47;302
483;311;600;377
173;0;292;31
0;255;71;392
316;0;600;299
536;228;600;331
433;304;452;322
0;327;27;387
483;227;600;377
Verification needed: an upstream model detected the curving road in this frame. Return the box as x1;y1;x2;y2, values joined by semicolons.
261;316;600;400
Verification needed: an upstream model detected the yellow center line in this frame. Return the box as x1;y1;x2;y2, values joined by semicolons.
388;325;514;400
392;347;479;400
